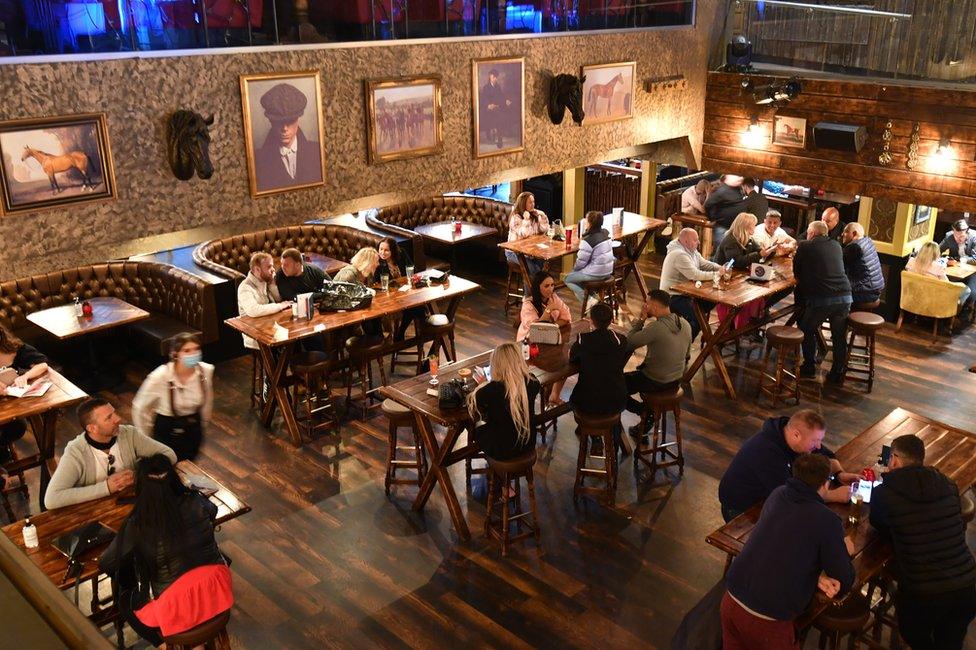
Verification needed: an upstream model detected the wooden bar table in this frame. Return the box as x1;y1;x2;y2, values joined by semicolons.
673;256;796;400
304;252;347;277
706;408;976;628
0;369;86;509
945;262;976;281
414;221;498;271
499;212;666;300
378;319;595;541
226;274;480;446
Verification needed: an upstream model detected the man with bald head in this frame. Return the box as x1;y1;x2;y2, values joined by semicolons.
660;228;728;342
794;220;852;382
812;206;845;241
841;222;885;305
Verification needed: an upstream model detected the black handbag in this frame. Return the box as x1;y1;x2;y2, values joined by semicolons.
314;282;374;312
152;368;206;461
438;378;468;410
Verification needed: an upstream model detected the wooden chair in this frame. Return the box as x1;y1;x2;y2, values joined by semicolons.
811;592;871;650
418;314;458;366
634;387;684;480
344;334;389;419
896;270;966;340
505;260;524;315
572;410;620;505
249;349;265;410
382;399;427;495
288;351;339;441
579;278;618;318
843;312;885;393
484;450;540;555
163;610;231;650
757;325;803;406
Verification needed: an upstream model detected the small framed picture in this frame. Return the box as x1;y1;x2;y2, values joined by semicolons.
913;204;932;225
365;76;443;164
240;70;326;197
472;57;524;158
773;115;807;148
580;61;636;125
0;113;116;215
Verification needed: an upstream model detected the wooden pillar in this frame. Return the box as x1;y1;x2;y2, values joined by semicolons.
638;160;657;217
561;167;586;274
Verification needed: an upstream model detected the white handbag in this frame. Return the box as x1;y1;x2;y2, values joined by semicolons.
528;321;561;345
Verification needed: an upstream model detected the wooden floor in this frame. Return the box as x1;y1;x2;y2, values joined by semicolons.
8;253;976;649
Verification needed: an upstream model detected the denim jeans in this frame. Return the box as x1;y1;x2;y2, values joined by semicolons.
505;250;543;283
712;225;729;252
798;301;850;377
564;270;610;303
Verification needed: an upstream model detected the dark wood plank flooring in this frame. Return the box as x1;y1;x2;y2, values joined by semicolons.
6;254;976;649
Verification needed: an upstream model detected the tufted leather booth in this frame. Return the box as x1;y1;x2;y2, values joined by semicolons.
368;194;513;241
192;223;398;282
0;262;217;356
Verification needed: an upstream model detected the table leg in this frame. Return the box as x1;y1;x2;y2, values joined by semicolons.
258;343;302;447
627;231;654;301
412;415;471;541
683;301;739;399
516;253;533;289
33;411;59;511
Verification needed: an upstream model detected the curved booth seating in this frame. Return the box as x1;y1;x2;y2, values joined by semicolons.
192;222;415;283
0;262;217;357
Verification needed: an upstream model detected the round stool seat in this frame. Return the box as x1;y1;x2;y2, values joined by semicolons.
572;409;621;429
381;398;413;421
962;493;975;523
425;314;450;327
767;325;804;345
852;300;881;311
814;593;870;633
163;610;230;646
849;311;885;331
641;386;684;409
486;450;537;474
289;351;330;374
581;277;614;290
345;335;386;356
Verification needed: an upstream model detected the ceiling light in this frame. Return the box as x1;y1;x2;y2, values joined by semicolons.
738;0;911;19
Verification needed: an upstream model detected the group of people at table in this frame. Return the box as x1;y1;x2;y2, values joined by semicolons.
2;183;975;648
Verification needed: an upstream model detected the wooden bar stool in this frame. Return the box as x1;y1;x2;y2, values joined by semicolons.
866;569;901;649
843;311;885;393
572;410;620;505
811;592;871;650
484;450;540;555
757;325;803;406
852;299;881;312
382;399;427;495
418;314;457;367
163;610;231;650
0;472;14;523
579;278;618;318
634;387;684;479
289;351;339;441
249;349;265;410
344;334;388;420
505;260;524;315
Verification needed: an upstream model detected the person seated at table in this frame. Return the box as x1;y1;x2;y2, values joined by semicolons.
711;213;778;337
275;247;330;301
0;324;49;465
802;206;845;241
517;271;571;407
680;179;709;215
335;247;384;337
939;219;976;319
237;252;292;351
131;333;213;462
569;302;628;449
660;228;728;343
750;209;795;254
564;210;615;309
721;453;854;650
704;174;746;245
717;409;858;522
374;237;424;341
906;241;972;307
99;454;233;648
869;434;976;650
740;177;769;223
840;223;885;306
505;191;550;279
794;220;852;383
468;342;541;461
45;397;176;509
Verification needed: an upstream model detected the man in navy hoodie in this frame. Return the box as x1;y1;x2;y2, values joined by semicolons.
718;409;858;522
721;454;855;649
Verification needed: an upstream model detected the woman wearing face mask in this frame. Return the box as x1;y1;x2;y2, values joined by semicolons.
131;333;213;461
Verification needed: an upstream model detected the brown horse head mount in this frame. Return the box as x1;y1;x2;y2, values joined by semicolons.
548;73;586;125
167;110;214;181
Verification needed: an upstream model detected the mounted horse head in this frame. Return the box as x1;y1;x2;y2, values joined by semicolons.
167;110;214;181
548;73;586;125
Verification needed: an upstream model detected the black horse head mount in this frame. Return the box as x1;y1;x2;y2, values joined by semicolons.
167;110;214;181
548;73;586;125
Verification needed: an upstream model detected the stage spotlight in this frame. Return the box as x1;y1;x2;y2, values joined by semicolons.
724;35;754;73
753;76;802;106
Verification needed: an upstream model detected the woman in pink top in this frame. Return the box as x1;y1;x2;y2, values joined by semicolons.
505;192;550;279
906;241;972;304
517;271;571;406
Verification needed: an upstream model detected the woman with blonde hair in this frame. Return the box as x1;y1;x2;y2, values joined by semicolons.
505;191;549;278
712;212;776;269
468;342;541;461
907;241;972;305
334;247;380;286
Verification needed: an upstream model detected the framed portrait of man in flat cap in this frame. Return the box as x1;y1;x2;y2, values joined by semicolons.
240;70;325;197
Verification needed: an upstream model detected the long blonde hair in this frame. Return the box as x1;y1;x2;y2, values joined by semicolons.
349;247;379;278
914;241;940;272
728;212;758;249
467;342;533;445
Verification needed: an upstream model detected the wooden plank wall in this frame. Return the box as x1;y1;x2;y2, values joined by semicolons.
701;71;976;213
583;166;641;214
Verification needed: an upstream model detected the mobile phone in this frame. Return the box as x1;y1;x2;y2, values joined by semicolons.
880;444;892;467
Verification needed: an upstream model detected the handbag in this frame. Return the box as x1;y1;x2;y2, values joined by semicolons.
314;282;374;312
528;321;562;345
153;366;206;461
438;378;468;410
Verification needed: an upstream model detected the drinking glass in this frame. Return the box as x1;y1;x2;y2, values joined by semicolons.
381;274;390;291
547;225;555;241
428;354;440;384
405;265;415;278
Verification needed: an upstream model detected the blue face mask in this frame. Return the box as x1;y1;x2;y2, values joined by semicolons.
181;352;202;368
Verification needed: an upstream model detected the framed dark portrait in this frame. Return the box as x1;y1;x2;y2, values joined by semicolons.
472;57;524;159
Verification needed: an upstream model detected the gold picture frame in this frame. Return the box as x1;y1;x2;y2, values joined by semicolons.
580;61;636;125
0;112;116;216
240;70;326;198
472;57;525;159
365;75;443;164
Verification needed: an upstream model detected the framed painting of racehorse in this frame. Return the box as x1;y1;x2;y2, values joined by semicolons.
772;115;807;148
580;61;636;125
472;57;524;159
0;112;116;215
365;75;443;164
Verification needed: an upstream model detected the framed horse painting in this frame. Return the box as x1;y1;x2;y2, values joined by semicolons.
772;115;806;148
365;76;443;164
472;57;524;159
580;62;636;125
0;113;116;215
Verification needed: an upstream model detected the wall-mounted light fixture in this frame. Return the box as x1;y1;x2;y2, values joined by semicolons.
753;77;802;107
929;138;956;174
740;116;766;149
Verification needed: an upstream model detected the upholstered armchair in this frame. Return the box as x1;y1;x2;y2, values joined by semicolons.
896;270;966;339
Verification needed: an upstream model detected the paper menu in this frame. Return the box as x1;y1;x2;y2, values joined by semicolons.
5;380;51;398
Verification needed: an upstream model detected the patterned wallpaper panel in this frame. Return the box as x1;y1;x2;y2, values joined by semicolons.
870;197;898;244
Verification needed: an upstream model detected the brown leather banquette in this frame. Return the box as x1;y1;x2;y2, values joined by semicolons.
0;262;217;356
367;194;513;243
193;223;409;282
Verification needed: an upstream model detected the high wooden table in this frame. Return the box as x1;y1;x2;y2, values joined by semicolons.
378;319;594;541
0;369;86;509
945;262;976;280
706;408;976;627
225;274;480;446
673;256;796;400
414;221;498;271
305;252;347;277
498;212;666;300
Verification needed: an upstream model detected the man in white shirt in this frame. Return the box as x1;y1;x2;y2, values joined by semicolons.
660;228;728;341
237;251;291;350
751;210;796;254
680;180;709;215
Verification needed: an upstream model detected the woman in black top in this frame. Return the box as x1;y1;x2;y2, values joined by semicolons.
712;212;776;269
0;325;49;463
569;302;628;416
468;342;540;460
374;237;424;341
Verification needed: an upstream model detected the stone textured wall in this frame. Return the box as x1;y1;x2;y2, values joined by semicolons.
0;0;722;278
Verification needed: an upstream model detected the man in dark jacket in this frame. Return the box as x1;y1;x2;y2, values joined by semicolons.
718;409;857;522
794;220;852;383
704;174;746;244
939;219;976;318
841;223;885;305
569;302;628;416
741;177;769;223
722;454;855;649
870;434;976;650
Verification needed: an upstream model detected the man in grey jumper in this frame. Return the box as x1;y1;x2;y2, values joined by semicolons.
44;397;176;510
660;228;727;342
624;289;692;418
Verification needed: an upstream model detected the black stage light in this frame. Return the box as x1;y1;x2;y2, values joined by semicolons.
724;35;754;73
